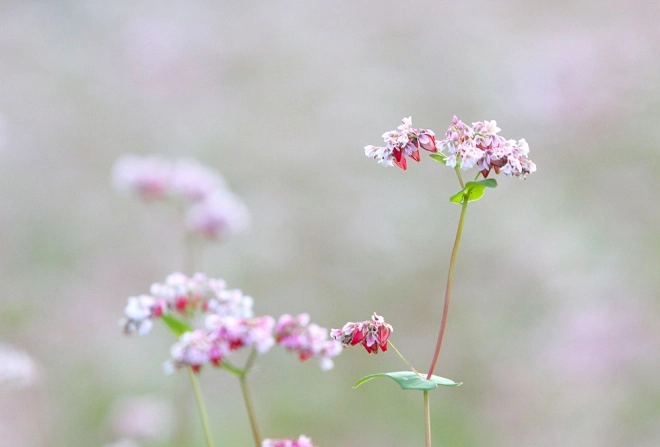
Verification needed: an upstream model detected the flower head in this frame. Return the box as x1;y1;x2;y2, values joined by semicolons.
439;116;536;178
275;314;343;370
364;117;438;171
121;273;254;336
331;312;393;354
262;435;315;447
184;189;250;240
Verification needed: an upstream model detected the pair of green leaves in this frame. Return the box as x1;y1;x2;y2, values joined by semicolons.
354;371;461;391
429;153;498;204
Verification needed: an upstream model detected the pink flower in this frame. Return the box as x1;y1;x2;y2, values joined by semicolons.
364;117;438;171
121;273;254;336
112;155;225;202
275;314;343;370
262;435;315;447
439;116;536;178
331;312;393;354
184;189;250;240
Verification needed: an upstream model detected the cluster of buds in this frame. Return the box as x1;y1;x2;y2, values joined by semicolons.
439;116;536;178
262;436;315;447
364;117;438;171
331;313;393;354
274;314;343;371
365;116;536;179
112;154;249;240
121;273;342;372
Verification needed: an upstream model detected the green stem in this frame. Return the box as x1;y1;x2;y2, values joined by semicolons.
424;390;431;447
388;340;420;375
426;195;469;380
239;349;262;447
188;367;216;447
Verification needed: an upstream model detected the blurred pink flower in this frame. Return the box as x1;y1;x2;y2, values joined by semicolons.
275;314;343;370
262;435;315;447
184;189;250;240
121;273;254;335
112;154;225;203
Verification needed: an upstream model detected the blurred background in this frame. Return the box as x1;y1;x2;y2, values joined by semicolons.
1;1;659;446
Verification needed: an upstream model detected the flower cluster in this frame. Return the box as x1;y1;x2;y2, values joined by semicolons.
262;435;315;447
168;314;276;372
112;154;250;240
121;273;342;372
364;116;536;179
364;117;438;171
439;116;536;178
331;313;393;354
274;314;343;371
122;272;253;336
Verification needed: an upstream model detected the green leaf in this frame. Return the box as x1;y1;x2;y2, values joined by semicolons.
429;153;448;165
353;371;462;391
450;179;498;204
161;314;193;337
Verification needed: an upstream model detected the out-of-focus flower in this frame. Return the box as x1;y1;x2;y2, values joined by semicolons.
364;116;438;170
121;273;254;336
262;435;315;447
167;314;276;373
0;344;39;390
275;314;343;370
109;395;173;443
331;312;393;354
185;189;250;240
111;154;225;203
439;116;536;178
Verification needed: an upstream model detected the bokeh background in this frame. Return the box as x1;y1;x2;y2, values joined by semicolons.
1;1;659;446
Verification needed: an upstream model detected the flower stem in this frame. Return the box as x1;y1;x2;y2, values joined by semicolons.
426;195;469;380
239;349;262;447
388;340;420;375
188;367;216;447
424;390;431;447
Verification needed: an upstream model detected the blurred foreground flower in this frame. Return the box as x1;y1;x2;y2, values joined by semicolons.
331;313;393;354
262;435;315;447
0;343;39;390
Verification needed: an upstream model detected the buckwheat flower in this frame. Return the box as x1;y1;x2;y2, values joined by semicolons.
262;435;315;447
184;189;250;240
331;312;393;354
364;117;438;171
439;116;536;178
111;154;226;203
169;330;223;372
148;272;253;317
275;314;343;370
206;314;276;354
168;157;225;202
112;154;172;200
122;295;167;335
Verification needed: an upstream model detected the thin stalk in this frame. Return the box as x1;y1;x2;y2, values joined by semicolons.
426;195;469;380
424;390;431;447
388;340;420;375
188;367;216;447
239;349;262;447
